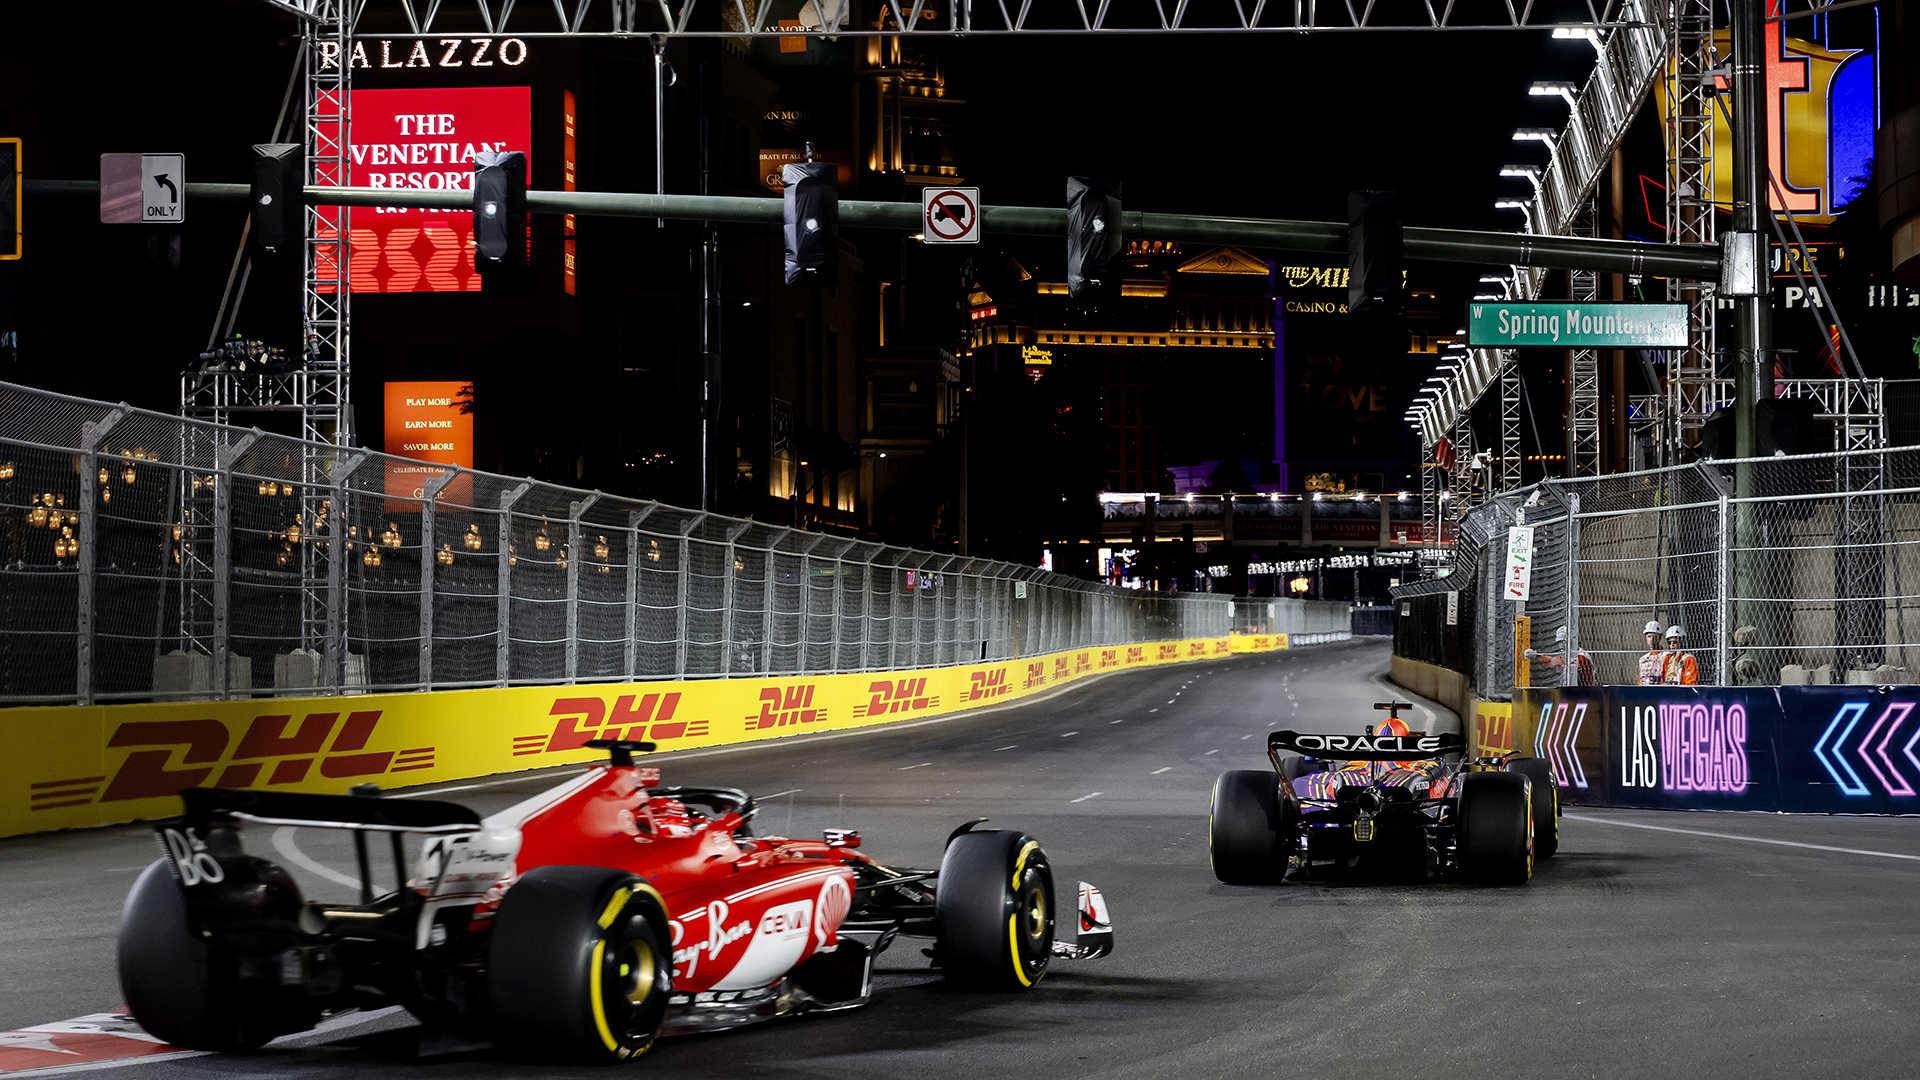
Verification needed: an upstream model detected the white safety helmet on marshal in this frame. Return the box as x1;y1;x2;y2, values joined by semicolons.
1643;620;1663;635
1665;625;1686;640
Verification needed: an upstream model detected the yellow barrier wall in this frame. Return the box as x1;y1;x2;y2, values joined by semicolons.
1469;699;1516;757
4;634;1287;838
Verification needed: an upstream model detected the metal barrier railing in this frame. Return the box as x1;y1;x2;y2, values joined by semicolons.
0;382;1233;705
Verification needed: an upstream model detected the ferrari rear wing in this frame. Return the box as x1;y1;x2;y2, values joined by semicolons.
1268;730;1465;760
177;787;482;834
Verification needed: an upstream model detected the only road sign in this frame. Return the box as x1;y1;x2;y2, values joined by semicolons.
922;187;980;244
1467;301;1686;349
100;153;185;224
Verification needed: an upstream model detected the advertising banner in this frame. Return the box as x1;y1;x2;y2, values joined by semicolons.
383;381;473;506
348;86;531;293
2;635;1270;838
1508;685;1920;816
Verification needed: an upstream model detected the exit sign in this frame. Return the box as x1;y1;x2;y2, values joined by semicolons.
1467;302;1688;349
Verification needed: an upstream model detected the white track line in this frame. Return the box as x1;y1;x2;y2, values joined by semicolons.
897;762;933;771
1070;792;1102;803
271;826;363;890
0;1051;210;1077
993;744;1018;751
1563;813;1920;862
1061;731;1078;737
1152;767;1172;775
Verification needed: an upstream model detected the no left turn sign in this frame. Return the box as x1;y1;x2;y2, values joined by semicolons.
921;187;980;244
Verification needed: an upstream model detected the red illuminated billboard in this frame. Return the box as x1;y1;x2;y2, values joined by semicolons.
348;87;530;293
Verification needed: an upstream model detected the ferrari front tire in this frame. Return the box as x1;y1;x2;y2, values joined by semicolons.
1506;757;1560;860
1458;772;1533;885
935;830;1054;990
489;865;673;1063
1209;770;1285;885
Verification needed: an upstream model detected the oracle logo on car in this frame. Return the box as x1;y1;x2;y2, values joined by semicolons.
29;711;412;812
1289;733;1443;755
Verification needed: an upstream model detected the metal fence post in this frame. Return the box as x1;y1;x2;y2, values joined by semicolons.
829;546;848;673
859;550;876;672
1718;490;1732;685
418;467;459;691
1562;492;1582;687
624;505;656;681
787;532;824;675
565;492;602;684
719;521;750;675
75;409;124;705
324;452;368;691
211;431;259;701
495;481;531;687
674;514;703;678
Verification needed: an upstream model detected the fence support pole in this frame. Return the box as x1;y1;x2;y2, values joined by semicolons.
324;452;368;691
719;521;750;675
674;514;704;677
1562;493;1582;687
75;409;124;705
830;546;849;672
786;532;824;675
495;481;531;687
418;468;459;691
565;492;602;684
624;505;656;681
211;431;259;702
1718;491;1733;685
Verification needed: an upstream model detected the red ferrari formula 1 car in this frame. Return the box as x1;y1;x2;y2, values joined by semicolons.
118;740;1114;1063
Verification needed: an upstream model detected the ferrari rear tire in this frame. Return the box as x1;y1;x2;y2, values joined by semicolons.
1457;772;1533;885
1506;757;1560;860
1209;770;1285;885
117;859;310;1051
935;830;1054;991
489;865;673;1063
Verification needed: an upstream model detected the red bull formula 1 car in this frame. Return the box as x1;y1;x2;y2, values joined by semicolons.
118;740;1114;1062
1208;703;1558;885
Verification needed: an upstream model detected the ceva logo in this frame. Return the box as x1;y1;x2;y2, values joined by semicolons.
30;711;412;813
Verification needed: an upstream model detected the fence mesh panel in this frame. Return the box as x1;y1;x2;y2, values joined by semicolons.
0;381;1243;705
1394;446;1920;697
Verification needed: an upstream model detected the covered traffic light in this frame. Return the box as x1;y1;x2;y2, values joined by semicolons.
783;161;838;284
1066;175;1122;301
1347;189;1402;317
1;138;20;261
249;143;305;255
473;150;528;275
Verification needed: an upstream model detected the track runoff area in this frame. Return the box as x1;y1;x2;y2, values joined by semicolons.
6;639;1920;1078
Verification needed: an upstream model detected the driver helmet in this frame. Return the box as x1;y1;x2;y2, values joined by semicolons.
1376;715;1411;738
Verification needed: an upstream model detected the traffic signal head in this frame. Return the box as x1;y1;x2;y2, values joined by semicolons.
473;150;528;273
1347;189;1403;317
783;162;838;284
1065;175;1123;301
249;143;305;256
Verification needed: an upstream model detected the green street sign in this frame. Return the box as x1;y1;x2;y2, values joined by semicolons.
1467;302;1688;348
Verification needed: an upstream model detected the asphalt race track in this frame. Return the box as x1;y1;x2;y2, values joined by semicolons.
7;637;1920;1079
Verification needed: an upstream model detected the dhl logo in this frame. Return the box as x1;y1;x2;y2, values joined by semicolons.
853;677;940;718
1188;641;1208;657
1099;649;1119;670
1213;640;1232;655
1053;656;1072;681
1159;644;1180;660
964;668;1012;702
1074;653;1092;675
1252;637;1271;649
33;711;413;810
1126;646;1145;664
538;693;706;755
1477;710;1515;756
1024;662;1046;690
747;684;827;731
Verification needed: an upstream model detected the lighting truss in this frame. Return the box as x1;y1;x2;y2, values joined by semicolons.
252;0;1664;36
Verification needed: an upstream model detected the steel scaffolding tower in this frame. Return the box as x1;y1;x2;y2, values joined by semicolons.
1569;199;1602;477
1500;355;1523;493
1662;0;1718;452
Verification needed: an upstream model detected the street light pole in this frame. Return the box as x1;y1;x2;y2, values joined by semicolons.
1727;0;1775;657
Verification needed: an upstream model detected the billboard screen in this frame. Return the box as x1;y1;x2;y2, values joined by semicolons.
349;87;531;292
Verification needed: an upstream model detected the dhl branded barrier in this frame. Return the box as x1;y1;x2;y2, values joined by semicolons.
1489;686;1920;815
2;634;1290;838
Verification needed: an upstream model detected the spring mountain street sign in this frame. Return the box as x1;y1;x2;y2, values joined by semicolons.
1467;302;1689;349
